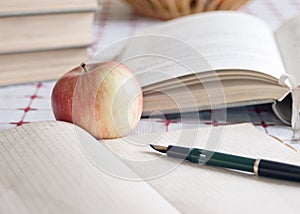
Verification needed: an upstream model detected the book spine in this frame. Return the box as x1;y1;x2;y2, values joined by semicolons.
0;7;99;17
272;94;292;125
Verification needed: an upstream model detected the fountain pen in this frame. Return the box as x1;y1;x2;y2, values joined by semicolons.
150;144;300;182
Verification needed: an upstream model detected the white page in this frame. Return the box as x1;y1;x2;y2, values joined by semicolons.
120;11;286;87
103;123;300;213
1;121;300;213
276;14;300;83
0;121;179;214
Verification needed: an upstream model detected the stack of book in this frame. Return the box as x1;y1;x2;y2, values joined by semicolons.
0;0;98;85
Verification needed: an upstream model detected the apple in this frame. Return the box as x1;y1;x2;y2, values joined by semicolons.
51;61;143;139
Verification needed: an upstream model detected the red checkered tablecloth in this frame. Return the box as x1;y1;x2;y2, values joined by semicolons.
1;0;300;150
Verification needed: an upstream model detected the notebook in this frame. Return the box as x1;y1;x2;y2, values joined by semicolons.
0;121;299;213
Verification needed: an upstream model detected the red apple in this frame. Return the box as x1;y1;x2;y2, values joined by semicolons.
51;61;143;139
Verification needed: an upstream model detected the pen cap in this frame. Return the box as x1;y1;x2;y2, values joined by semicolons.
167;145;190;160
258;159;300;182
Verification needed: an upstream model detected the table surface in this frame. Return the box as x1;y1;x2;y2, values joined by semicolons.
1;0;300;150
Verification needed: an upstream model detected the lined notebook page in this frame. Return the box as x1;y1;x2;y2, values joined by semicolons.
103;123;300;214
0;121;179;214
1;121;300;213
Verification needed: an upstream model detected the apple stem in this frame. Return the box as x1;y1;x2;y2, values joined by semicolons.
81;62;88;73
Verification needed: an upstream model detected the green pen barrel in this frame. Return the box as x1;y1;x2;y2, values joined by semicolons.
167;146;256;173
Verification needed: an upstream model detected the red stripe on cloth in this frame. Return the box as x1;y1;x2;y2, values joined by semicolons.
9;82;43;127
156;119;178;132
88;0;112;58
290;0;300;11
249;107;276;134
253;121;276;134
263;0;285;22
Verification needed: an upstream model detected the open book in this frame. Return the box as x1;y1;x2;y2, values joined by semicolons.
1;120;300;213
93;11;300;124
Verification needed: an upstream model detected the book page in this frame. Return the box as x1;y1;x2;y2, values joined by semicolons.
119;11;286;87
0;121;179;214
103;123;300;213
276;14;300;83
1;121;300;213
